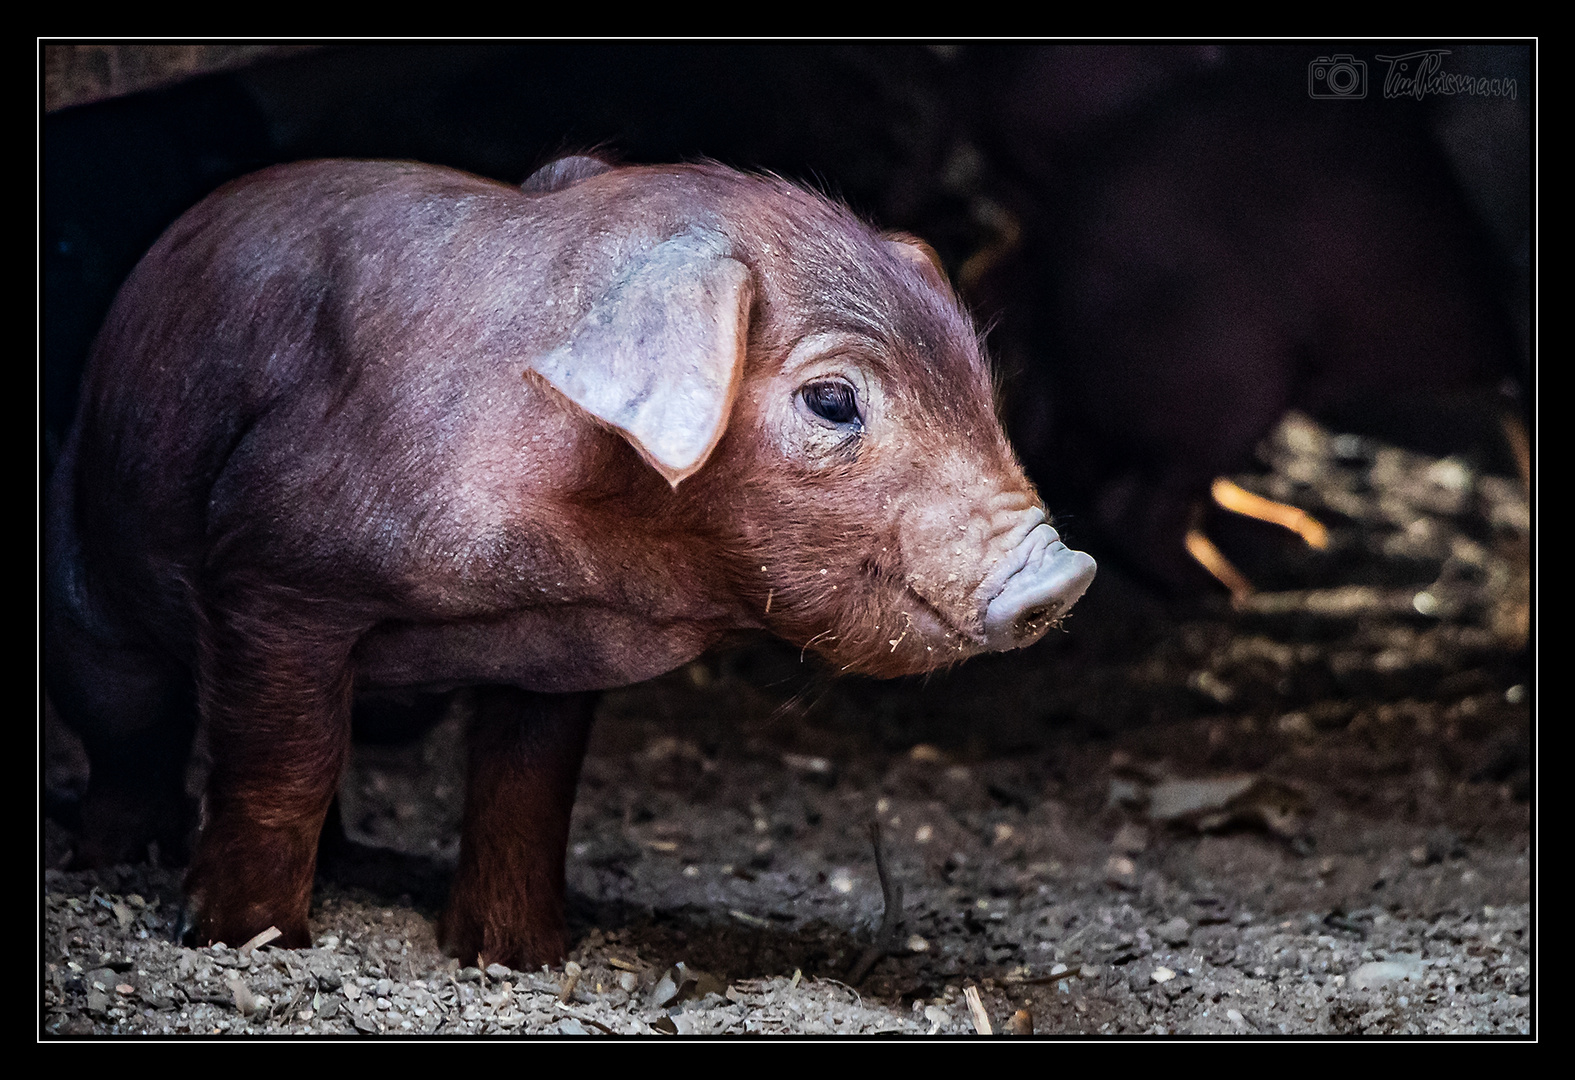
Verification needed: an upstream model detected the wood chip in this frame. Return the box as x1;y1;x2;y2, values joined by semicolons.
560;961;582;1002
239;926;282;953
963;985;992;1035
606;956;643;972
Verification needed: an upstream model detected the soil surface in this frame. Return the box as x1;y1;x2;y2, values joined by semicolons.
41;411;1534;1039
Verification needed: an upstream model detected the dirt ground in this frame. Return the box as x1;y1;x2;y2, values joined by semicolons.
40;410;1533;1039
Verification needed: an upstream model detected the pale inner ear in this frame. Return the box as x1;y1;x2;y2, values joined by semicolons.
526;228;753;487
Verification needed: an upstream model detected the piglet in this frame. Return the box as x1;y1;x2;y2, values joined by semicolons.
44;155;1095;968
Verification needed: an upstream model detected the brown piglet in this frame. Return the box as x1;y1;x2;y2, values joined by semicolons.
44;155;1096;969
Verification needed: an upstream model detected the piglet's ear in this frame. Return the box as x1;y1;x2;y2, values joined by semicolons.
526;228;752;487
882;230;950;290
520;154;616;194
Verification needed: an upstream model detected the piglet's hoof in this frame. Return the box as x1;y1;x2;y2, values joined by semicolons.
183;819;319;950
438;901;568;972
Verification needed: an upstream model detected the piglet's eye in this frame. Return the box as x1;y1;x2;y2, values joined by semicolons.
801;379;861;426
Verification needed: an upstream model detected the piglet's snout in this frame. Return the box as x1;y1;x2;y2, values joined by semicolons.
978;516;1097;651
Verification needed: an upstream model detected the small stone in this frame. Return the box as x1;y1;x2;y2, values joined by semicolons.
1275;712;1315;740
1105;855;1137;886
1151;967;1176;984
1189;670;1235;705
228;977;258;1017
1108;777;1146;809
1112;822;1148;855
1147;775;1257;822
906;934;931;953
649;970;680;1008
1426;457;1472;494
924;1005;950;1034
1350;958;1424;990
1157;917;1191;945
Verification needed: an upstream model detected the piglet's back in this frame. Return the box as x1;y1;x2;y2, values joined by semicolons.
68;164;574;605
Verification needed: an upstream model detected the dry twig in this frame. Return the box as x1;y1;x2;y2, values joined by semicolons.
848;820;903;985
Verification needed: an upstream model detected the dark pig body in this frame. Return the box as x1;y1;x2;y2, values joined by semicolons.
45;157;1094;967
968;48;1523;593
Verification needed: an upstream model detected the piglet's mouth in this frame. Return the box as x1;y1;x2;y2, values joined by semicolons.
975;513;1097;652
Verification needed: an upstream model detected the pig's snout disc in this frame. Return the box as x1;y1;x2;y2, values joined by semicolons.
982;525;1097;650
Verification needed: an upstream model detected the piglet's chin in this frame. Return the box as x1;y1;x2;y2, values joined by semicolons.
979;523;1097;651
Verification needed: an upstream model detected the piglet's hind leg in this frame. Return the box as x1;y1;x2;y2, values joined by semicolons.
440;687;595;970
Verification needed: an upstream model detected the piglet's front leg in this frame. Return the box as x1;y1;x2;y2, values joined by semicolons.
183;592;359;950
440;687;596;970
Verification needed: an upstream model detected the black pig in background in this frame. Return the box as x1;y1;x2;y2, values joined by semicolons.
958;43;1531;596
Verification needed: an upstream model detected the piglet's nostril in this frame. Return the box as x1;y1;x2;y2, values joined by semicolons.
1017;604;1055;630
980;524;1097;652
